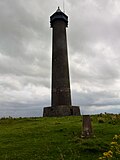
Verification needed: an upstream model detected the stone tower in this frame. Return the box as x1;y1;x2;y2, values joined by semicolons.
43;7;80;117
51;7;71;107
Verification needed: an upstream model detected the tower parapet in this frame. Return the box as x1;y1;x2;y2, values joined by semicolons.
50;7;68;27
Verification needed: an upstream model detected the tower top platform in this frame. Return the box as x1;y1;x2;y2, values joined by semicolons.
50;7;68;27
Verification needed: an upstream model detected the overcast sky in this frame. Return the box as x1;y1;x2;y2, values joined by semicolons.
0;0;120;117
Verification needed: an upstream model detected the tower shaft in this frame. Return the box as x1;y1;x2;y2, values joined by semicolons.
52;20;71;106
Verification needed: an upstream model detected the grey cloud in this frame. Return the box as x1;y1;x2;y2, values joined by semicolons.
0;0;120;117
72;90;119;106
68;0;120;55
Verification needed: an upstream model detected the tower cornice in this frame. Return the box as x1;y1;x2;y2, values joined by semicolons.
50;7;68;27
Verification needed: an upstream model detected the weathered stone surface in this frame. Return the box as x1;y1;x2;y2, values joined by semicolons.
43;8;80;117
81;115;93;138
43;105;80;117
51;11;71;107
72;106;81;116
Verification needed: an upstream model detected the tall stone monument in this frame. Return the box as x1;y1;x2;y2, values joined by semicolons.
43;7;80;117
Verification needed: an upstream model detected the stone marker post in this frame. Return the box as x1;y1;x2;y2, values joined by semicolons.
81;115;93;138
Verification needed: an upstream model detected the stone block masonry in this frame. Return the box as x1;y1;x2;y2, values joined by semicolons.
43;7;80;117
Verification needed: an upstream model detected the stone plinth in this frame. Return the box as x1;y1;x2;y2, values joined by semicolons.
43;105;80;117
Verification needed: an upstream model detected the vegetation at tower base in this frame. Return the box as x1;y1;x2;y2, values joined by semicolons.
0;114;119;160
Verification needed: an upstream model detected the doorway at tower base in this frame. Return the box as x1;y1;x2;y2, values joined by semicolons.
43;105;80;117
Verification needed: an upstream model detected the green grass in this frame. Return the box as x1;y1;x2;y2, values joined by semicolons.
0;114;120;160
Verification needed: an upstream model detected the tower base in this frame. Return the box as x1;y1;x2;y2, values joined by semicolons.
43;105;80;117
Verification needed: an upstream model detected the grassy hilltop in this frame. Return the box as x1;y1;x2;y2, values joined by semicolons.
0;114;120;160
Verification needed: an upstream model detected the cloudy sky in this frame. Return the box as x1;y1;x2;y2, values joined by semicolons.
0;0;120;117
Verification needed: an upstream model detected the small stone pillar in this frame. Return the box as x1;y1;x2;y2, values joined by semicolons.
81;115;93;138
